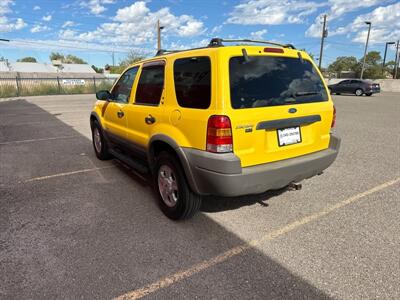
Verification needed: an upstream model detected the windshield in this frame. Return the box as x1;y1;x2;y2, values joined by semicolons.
229;56;328;109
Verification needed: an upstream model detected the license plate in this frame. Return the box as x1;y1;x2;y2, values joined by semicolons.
277;127;301;146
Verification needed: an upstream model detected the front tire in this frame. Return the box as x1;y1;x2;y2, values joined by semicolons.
355;88;363;96
91;120;112;160
154;151;202;220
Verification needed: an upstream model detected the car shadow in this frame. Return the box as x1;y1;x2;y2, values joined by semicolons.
1;99;332;299
201;188;288;212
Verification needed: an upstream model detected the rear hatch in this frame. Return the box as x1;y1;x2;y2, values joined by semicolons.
226;49;334;167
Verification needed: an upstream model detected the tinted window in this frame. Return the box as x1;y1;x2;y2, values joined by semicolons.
174;57;211;109
339;80;350;84
111;67;139;103
229;56;328;109
135;63;165;105
350;80;360;84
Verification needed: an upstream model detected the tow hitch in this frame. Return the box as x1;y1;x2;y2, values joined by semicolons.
288;182;302;191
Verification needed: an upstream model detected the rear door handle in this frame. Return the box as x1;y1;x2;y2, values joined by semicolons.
145;115;156;124
117;111;124;118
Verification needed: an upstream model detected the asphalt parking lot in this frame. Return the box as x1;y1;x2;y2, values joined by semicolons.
1;92;399;299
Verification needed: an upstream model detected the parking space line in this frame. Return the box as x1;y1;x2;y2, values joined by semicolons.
114;177;400;300
0;136;79;145
24;166;115;182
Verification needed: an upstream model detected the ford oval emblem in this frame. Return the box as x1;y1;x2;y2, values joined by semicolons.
288;108;297;113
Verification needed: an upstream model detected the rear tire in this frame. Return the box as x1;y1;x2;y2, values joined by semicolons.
335;93;341;95
154;151;202;220
366;92;372;96
355;88;363;96
91;120;112;160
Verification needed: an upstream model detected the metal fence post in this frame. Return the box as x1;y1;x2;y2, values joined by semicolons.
15;76;20;97
57;76;61;94
93;76;97;93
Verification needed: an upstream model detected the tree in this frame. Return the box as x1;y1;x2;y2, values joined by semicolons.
49;52;64;61
49;52;87;64
327;56;359;75
384;60;399;78
64;54;87;64
17;57;37;63
108;51;145;73
359;51;382;79
92;65;104;73
120;50;145;66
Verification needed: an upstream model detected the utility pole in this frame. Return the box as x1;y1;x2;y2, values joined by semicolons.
394;40;399;79
360;21;371;79
318;14;327;70
382;41;395;75
157;20;165;51
112;50;115;67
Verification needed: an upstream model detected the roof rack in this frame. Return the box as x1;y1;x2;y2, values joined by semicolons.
154;38;296;56
208;38;296;49
155;49;182;56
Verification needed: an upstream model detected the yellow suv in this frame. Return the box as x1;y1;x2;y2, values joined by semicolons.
90;38;340;220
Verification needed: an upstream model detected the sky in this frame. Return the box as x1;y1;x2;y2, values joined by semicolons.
0;0;399;68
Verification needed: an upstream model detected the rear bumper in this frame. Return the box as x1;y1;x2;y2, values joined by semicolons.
182;135;341;197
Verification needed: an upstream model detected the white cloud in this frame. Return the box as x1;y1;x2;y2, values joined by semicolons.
62;21;77;28
1;38;152;57
42;14;52;22
0;1;26;32
81;0;116;15
307;2;400;44
31;24;50;33
351;3;400;44
328;0;382;19
305;0;382;38
211;25;223;35
227;0;326;25
33;5;40;11
0;0;13;15
250;29;267;40
60;1;204;46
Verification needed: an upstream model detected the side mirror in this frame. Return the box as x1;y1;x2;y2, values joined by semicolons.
96;90;111;101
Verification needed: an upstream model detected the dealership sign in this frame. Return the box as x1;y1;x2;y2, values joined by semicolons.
62;79;86;86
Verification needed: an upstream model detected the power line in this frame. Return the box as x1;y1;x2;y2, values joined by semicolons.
1;38;153;54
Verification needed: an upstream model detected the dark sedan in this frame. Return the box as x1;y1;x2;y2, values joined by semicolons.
328;79;380;96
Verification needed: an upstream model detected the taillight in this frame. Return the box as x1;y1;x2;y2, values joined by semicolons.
206;115;233;153
331;105;336;128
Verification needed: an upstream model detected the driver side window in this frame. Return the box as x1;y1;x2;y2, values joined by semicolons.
111;67;139;103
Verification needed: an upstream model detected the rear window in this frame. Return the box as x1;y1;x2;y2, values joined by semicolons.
229;56;328;109
174;57;211;109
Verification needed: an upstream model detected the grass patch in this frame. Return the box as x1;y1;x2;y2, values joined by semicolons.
0;78;115;98
0;85;18;98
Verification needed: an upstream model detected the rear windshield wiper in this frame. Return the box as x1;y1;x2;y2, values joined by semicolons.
294;91;320;97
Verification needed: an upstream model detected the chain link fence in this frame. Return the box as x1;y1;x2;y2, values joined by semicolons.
0;76;116;98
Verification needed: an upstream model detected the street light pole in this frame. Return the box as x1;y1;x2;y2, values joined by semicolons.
394;40;399;79
0;38;10;42
360;21;371;79
382;42;395;75
318;14;327;70
157;20;165;51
